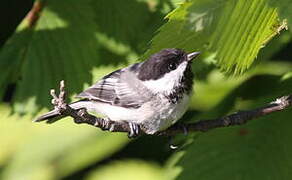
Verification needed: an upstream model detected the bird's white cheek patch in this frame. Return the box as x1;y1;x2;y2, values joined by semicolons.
143;62;187;94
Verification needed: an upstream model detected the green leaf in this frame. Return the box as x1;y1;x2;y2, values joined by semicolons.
86;160;167;180
145;0;288;74
210;0;281;74
56;132;128;177
0;0;171;114
198;70;292;119
168;110;292;180
267;0;292;26
190;61;292;111
0;23;34;98
91;0;166;55
166;75;292;179
3;0;102;114
0;105;129;180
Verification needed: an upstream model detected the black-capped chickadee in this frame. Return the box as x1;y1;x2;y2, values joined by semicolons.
36;48;200;136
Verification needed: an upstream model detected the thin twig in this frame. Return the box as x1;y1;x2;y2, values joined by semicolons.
158;95;292;136
47;80;292;136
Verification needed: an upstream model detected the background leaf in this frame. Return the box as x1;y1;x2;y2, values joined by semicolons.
0;105;129;180
0;0;169;114
166;75;292;180
145;0;288;74
0;0;291;179
86;160;167;180
0;106;128;179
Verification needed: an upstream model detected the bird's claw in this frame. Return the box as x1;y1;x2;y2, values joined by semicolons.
94;117;115;132
128;122;140;138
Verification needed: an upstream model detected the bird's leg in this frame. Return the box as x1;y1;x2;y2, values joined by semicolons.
128;122;141;138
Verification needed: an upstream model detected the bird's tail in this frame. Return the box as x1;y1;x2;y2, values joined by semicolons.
34;100;96;124
34;109;66;124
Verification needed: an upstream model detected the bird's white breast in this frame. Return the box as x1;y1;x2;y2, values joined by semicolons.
142;94;190;134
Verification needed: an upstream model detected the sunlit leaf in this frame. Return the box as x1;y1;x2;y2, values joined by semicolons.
0;106;129;180
145;0;289;74
86;160;167;180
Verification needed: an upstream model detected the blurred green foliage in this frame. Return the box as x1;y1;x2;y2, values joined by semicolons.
0;0;291;179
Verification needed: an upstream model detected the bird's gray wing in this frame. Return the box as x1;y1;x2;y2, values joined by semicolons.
76;64;153;108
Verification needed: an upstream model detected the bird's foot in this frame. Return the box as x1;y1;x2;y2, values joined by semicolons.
92;117;115;132
99;118;111;130
128;122;140;138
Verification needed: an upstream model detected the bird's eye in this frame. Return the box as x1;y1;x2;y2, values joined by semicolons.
168;62;177;70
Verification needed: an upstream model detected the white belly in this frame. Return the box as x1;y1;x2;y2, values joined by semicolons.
72;94;191;134
143;94;190;134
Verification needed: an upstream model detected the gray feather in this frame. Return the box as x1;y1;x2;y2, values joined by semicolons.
76;63;153;108
34;109;62;123
34;101;91;123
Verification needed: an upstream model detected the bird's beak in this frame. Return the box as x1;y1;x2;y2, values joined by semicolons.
187;51;200;61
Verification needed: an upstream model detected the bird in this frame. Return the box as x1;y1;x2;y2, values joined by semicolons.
35;48;200;137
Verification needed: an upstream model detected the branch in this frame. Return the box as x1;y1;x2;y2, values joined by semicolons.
47;81;292;137
158;95;292;136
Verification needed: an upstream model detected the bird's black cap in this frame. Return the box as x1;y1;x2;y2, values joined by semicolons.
138;48;199;81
